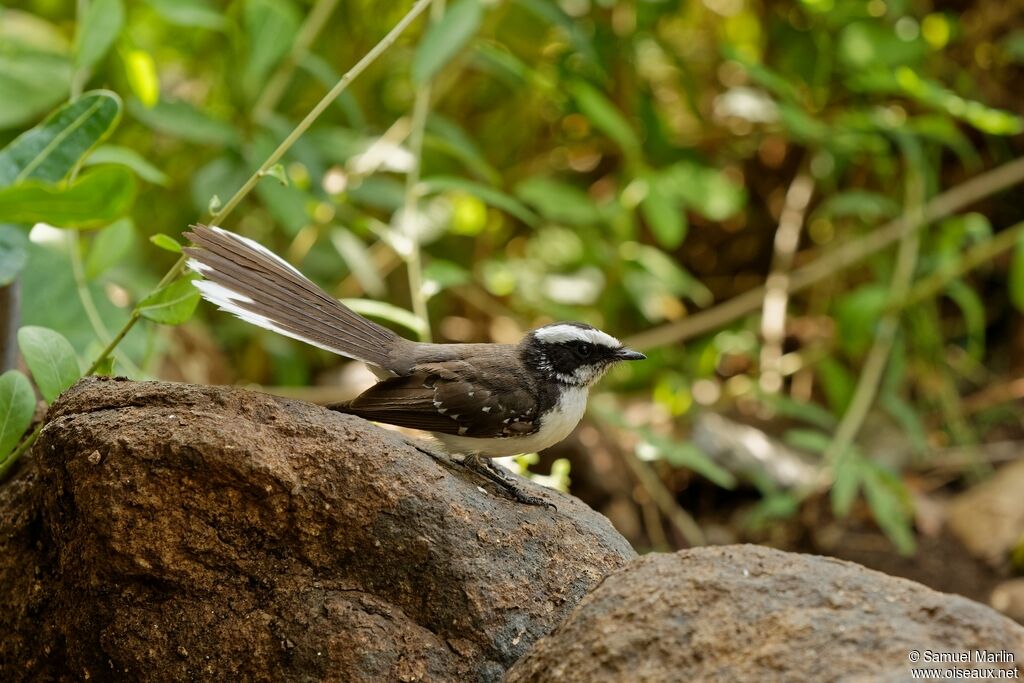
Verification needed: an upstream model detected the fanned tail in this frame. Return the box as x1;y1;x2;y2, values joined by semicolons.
183;224;403;370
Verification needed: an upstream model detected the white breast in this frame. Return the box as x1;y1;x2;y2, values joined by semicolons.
433;386;590;458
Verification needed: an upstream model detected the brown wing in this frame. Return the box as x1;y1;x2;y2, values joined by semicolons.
337;360;540;438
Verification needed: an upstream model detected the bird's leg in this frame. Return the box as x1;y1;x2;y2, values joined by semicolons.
458;453;555;509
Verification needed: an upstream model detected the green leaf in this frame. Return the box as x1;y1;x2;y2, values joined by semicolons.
127;98;239;146
639;175;686;249
17;326;81;403
782;429;832;454
0;166;136;228
516;177;601;226
413;0;483;83
339;299;427;338
0;47;71;130
74;0;125;72
85;218;135;279
893;67;1024;136
123;49;160;108
816;191;900;222
817;356;855;415
136;276;201;325
85;144;169;186
862;463;916;555
262;163;289;186
830;450;862;518
880;393;928;457
659;161;746;222
0;226;29;287
0;370;35;461
243;0;300;100
423;176;538;226
1010;231;1024;313
659;440;736;488
0;90;122;188
92;356;115;376
145;0;228;30
755;392;836;430
945;279;985;360
835;285;888;358
150;233;182;253
568;80;641;159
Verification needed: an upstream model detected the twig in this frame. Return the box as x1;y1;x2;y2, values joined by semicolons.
823;147;925;467
760;161;814;394
624;156;1024;350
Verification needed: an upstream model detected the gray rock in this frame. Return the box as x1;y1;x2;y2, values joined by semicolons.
504;545;1024;682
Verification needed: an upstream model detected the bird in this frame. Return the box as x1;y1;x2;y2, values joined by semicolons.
183;224;645;507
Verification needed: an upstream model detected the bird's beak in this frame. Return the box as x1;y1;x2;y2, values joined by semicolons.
614;347;646;361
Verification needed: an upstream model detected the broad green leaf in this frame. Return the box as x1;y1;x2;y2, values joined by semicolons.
0;166;136;228
423;176;538;226
639;175;686;249
624;243;712;306
413;0;483;83
0;47;72;130
150;233;182;253
0;370;35;461
74;0;125;72
243;0;300;100
17;326;81;403
659;161;746;222
85;218;135;279
145;0;228;30
569;80;641;159
123;49;160;107
0;90;122;187
85;144;169;185
835;285;887;358
128;98;239;146
136;276;201;325
1010;232;1024;313
516;177;601;226
339;299;426;338
0;226;29;287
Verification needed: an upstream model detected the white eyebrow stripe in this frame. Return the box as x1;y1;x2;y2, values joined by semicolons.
534;324;620;348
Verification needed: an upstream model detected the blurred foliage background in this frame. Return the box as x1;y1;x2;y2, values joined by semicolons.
2;0;1024;611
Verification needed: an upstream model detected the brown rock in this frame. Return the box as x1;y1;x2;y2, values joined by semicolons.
0;377;635;682
504;545;1024;683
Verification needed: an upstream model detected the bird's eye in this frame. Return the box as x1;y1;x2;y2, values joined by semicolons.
575;342;593;357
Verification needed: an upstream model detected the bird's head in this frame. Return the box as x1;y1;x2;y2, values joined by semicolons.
521;322;646;387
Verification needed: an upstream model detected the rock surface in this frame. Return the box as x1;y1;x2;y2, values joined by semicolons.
0;378;635;682
504;545;1024;683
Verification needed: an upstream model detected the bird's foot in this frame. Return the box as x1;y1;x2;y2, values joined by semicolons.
459;454;556;510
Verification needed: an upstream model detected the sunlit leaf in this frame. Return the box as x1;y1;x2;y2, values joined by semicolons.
0;370;35;461
17;326;81;403
149;233;182;253
413;0;483;83
145;0;228;30
0;90;122;187
339;298;426;338
639;174;686;248
516;177;601;226
136;276;201;325
0;166;136;228
124;49;160;107
85;218;135;279
73;0;124;72
569;80;641;159
423;176;538;226
85;144;169;186
0;226;29;287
